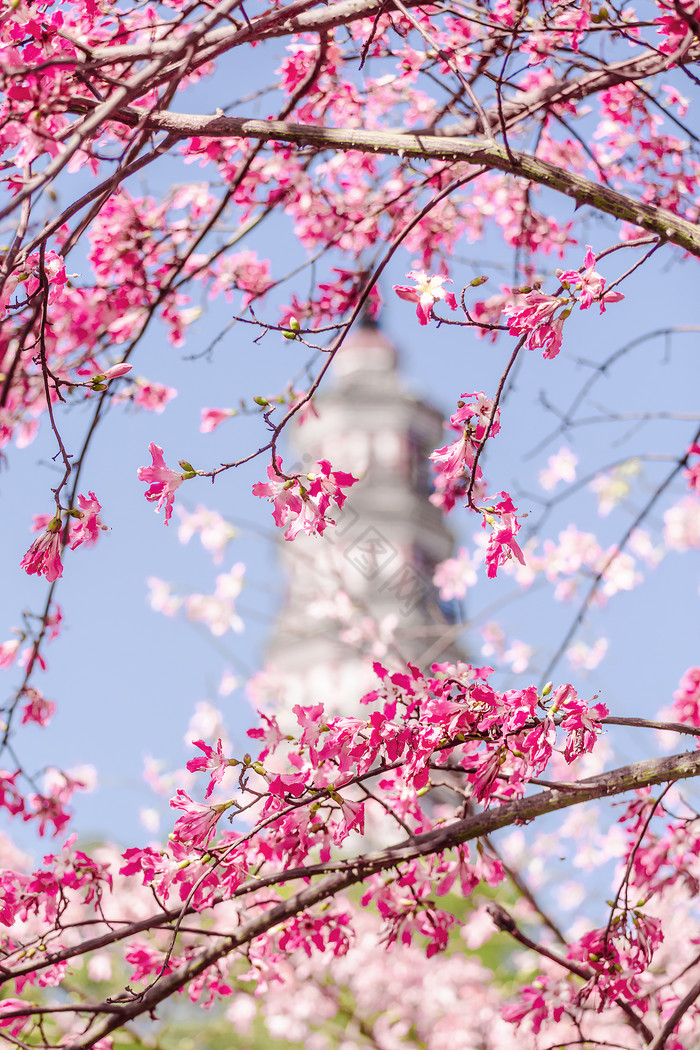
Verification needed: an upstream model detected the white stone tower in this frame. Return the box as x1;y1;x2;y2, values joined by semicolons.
265;318;462;716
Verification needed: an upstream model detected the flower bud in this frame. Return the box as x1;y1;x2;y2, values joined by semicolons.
102;363;133;381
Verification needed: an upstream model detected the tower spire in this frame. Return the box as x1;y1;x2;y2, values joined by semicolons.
265;322;461;715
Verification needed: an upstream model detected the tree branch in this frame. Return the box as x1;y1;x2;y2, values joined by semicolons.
86;107;700;258
59;748;700;1046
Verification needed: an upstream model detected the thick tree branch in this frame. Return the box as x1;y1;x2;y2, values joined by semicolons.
58;748;700;1046
93;107;700;259
416;45;700;139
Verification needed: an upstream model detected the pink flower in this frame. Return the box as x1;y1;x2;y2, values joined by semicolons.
201;408;235;433
0;639;20;670
527;315;566;360
539;446;578;491
133;381;177;413
26;790;71;837
0;998;33;1037
554;685;609;762
430;432;473;484
557;245;624;313
393;270;458;325
187;738;230;798
429;392;501;512
670;666;700;730
306;459;358;514
21;688;56;728
506;290;561;335
685;442;700;495
331;794;365;844
170;790;228;847
267;772;308;797
20;521;63;582
253;458;304;530
69;492;107;550
503;978;568;1033
137;443;186;525
482;494;525;579
282;497;330;541
254;456;356;541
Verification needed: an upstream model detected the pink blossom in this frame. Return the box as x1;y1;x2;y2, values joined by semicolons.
393;270;458;325
186;738;230;799
185;564;245;636
557;245;624;312
268;772;308;797
126;942;178;984
0;639;20;670
684;442;700;494
253;456;355;541
306;459;358;514
566;638;609;671
429;392;500;510
331;794;365;844
26;790;71;837
177;506;237;564
433;549;477;600
506;289;561;335
506;291;567;358
252;457;303;532
133;380;177;414
664;497;700;550
69;492;107;550
137;443;186;525
503;977;568;1033
669;667;700;730
170;790;228;847
430;432;472;484
0;998;32;1037
527;315;566;359
21;688;56;728
201;407;235;433
0;770;25;817
552;685;609;762
539;446;578;491
482;494;525;579
20;521;63;582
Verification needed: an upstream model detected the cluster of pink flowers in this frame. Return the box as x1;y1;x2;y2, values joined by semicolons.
482;493;525;579
430;394;527;579
505;246;624;358
253;456;357;540
20;493;106;583
430;391;500;513
669;667;700;731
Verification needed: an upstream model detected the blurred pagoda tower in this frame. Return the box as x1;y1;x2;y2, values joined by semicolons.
264;317;462;716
